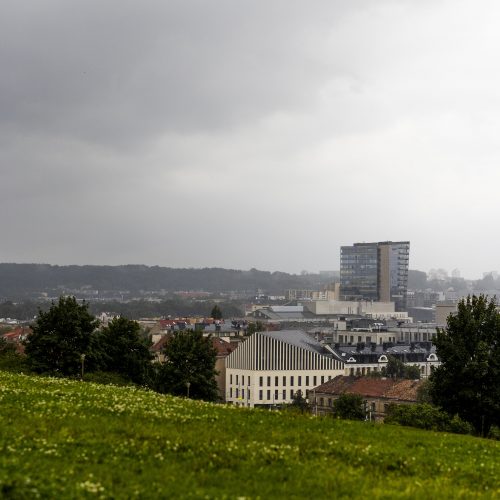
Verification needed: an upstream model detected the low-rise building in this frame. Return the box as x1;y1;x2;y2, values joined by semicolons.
310;376;422;420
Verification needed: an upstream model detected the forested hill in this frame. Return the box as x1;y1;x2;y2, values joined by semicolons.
0;264;336;299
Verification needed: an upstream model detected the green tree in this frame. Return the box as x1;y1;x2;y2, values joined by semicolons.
93;317;153;385
246;321;264;336
332;394;365;420
25;296;99;376
383;355;406;379
210;305;223;320
288;390;310;413
430;295;500;436
382;356;421;380
155;330;218;402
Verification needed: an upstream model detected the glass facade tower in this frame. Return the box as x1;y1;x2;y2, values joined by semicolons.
340;241;410;311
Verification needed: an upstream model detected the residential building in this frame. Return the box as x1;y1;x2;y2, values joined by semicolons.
328;342;439;378
225;330;345;407
340;241;410;311
310;376;422;419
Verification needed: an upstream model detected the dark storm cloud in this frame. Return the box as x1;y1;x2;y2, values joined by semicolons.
0;1;361;148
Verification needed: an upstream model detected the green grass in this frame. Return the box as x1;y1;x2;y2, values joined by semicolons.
0;371;498;499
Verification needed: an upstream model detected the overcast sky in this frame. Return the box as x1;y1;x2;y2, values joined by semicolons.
1;0;499;279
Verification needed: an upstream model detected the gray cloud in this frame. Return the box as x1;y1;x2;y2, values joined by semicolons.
1;0;499;278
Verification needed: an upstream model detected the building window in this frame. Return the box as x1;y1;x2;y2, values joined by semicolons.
328;398;333;407
306;376;309;386
236;388;239;398
313;376;317;386
290;390;294;399
283;376;286;386
259;390;263;401
267;390;271;400
230;374;233;384
328;376;332;381
242;389;245;399
282;389;286;400
248;390;251;400
259;376;263;387
275;376;279;386
321;376;324;384
275;390;278;401
267;376;271;386
247;377;251;386
242;375;245;385
236;375;239;385
298;376;302;386
291;376;294;386
339;335;343;343
230;388;232;398
320;397;324;406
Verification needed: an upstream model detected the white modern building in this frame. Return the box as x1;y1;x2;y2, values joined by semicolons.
225;330;345;407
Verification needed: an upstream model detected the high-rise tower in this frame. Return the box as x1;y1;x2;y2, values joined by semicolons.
340;241;410;311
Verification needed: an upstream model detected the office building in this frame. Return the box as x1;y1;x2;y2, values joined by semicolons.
340;241;410;311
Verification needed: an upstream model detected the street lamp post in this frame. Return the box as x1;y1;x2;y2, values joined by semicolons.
80;354;86;380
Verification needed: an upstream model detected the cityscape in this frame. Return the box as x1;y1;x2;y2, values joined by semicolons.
1;0;499;497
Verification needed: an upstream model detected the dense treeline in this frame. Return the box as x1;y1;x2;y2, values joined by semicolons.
0;264;334;299
0;299;245;321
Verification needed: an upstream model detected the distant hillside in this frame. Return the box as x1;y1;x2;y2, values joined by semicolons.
0;264;335;299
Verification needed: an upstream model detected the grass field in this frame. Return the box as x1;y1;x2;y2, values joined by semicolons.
0;371;498;499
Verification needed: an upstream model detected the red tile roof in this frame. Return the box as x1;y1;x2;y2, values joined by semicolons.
314;376;421;402
211;338;238;357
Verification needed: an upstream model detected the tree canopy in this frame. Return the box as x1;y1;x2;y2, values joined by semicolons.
382;355;421;380
332;394;365;420
430;295;500;435
210;305;222;320
25;296;99;376
155;330;218;402
93;317;153;384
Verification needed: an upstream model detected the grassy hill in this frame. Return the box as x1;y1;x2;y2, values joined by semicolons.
0;372;498;499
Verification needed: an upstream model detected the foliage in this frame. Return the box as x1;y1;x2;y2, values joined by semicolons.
332;394;365;420
92;317;153;384
24;297;99;376
246;321;264;336
210;304;222;320
382;355;420;380
155;330;218;402
287;390;310;413
385;403;473;435
430;294;500;435
0;263;334;300
0;371;497;498
416;378;433;403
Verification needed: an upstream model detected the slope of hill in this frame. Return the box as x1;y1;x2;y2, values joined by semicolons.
0;371;498;498
0;264;335;298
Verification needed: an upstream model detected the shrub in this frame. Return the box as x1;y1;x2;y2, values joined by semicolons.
385;403;473;435
333;394;365;420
